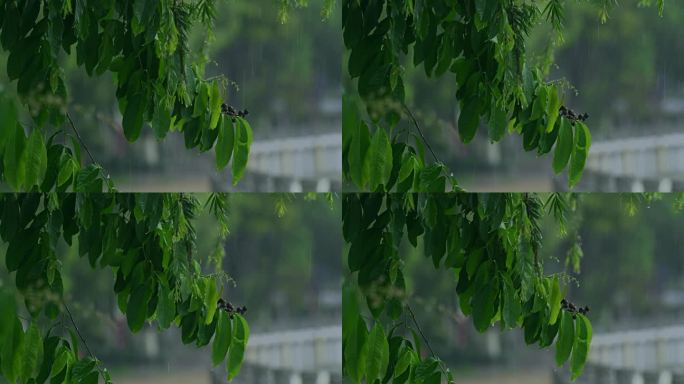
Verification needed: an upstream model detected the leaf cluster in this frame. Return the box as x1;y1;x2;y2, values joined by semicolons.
341;0;602;191
0;193;249;383
0;0;254;190
342;193;592;382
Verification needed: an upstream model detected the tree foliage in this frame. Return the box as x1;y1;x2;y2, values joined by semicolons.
0;0;260;191
342;0;663;192
0;193;248;383
343;193;592;382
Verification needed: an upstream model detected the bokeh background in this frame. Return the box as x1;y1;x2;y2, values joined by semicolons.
0;194;342;384
400;194;684;383
0;1;342;192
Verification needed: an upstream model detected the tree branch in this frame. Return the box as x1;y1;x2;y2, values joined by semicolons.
406;304;450;378
402;104;440;164
63;301;108;382
65;112;98;166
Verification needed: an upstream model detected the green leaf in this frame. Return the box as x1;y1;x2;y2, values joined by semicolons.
549;277;562;325
0;291;16;345
215;116;235;170
6;229;39;272
49;347;70;378
2;317;24;383
458;99;480;144
571;314;592;380
472;271;499;332
3;123;27;190
212;311;231;366
24;130;48;189
193;82;210;118
569;122;591;188
209;81;223;130
82;371;100;384
552;118;572;174
346;115;370;187
555;311;574;366
488;104;508;142
156;281;175;330
344;316;368;382
531;85;548;121
393;347;414;379
226;314;248;381
71;358;96;382
57;155;78;187
397;152;418;185
22;322;44;380
502;275;522;328
363;127;393;190
122;92;145;142
75;165;103;192
546;86;561;133
363;322;389;382
204;277;220;325
231;117;252;186
127;283;151;333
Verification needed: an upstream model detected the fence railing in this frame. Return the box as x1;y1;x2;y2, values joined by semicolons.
552;325;684;384
212;325;342;384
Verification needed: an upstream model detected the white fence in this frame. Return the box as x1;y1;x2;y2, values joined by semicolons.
214;325;342;384
217;131;341;192
553;325;684;384
573;133;684;192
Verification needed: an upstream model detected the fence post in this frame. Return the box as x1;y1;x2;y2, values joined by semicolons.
671;372;684;384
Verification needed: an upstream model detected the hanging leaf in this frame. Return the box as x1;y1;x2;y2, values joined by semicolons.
569;122;592;188
127;283;152;333
553;118;573;174
555;311;574;366
363;127;393;190
122;92;146;142
21;322;44;380
211;311;231;366
231;117;252;186
204;277;219;325
24;130;48;189
3;123;27;191
549;277;562;325
363;322;389;382
226;314;249;381
216;116;235;170
570;314;592;380
458;99;480;144
209;81;223;130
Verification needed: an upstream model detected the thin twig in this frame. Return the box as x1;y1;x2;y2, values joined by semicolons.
65;112;98;165
402;104;440;164
407;304;450;378
406;304;437;358
63;301;108;382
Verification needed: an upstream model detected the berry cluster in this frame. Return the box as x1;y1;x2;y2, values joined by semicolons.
218;298;247;319
559;106;589;126
221;103;249;122
561;298;590;319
